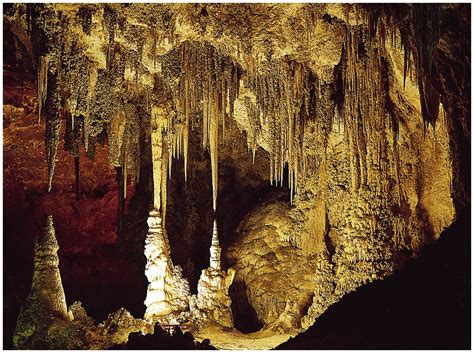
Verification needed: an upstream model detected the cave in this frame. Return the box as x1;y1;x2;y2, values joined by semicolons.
3;3;470;350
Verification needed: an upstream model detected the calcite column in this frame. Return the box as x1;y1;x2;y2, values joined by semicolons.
145;104;191;322
195;220;235;328
143;209;174;319
145;103;171;318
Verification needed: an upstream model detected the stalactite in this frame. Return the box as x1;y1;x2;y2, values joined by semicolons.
45;62;61;193
37;55;49;124
210;85;219;211
245;58;317;204
161;139;168;227
337;21;395;192
115;166;124;235
160;41;241;210
151;105;165;212
123;144;127;200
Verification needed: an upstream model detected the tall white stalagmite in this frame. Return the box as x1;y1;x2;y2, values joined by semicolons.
193;219;235;328
143;210;174;319
147;105;192;321
209;219;222;271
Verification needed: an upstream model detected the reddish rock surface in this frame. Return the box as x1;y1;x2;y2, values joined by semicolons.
3;67;147;347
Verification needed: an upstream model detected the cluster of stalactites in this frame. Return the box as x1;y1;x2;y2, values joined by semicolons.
35;24;101;193
337;16;401;193
161;41;241;212
150;105;170;226
364;4;442;127
244;59;318;204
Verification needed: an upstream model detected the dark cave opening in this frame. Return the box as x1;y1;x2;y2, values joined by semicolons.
228;277;264;333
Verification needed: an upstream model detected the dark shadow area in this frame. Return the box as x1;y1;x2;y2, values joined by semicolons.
277;207;470;349
229;277;263;333
112;324;216;350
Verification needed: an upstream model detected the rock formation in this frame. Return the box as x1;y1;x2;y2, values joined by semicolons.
3;3;469;349
98;308;151;347
13;215;72;348
143;209;190;320
192;220;235;328
14;218;153;349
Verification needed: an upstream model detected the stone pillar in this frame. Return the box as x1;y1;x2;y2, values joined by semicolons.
143;209;174;319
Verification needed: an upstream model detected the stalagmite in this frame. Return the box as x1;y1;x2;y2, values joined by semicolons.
191;220;235;328
13;216;72;348
143;210;174;319
209;220;221;271
31;215;69;318
143;210;190;321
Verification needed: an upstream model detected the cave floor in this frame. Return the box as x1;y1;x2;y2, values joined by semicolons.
193;324;295;350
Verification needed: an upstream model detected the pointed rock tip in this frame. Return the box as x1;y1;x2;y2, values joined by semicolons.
46;215;54;227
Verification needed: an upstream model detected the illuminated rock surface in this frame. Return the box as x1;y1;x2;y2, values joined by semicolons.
192;220;236;328
143;210;180;319
3;3;469;350
13;216;71;349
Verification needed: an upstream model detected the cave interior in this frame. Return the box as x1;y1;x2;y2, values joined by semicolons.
2;3;471;350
